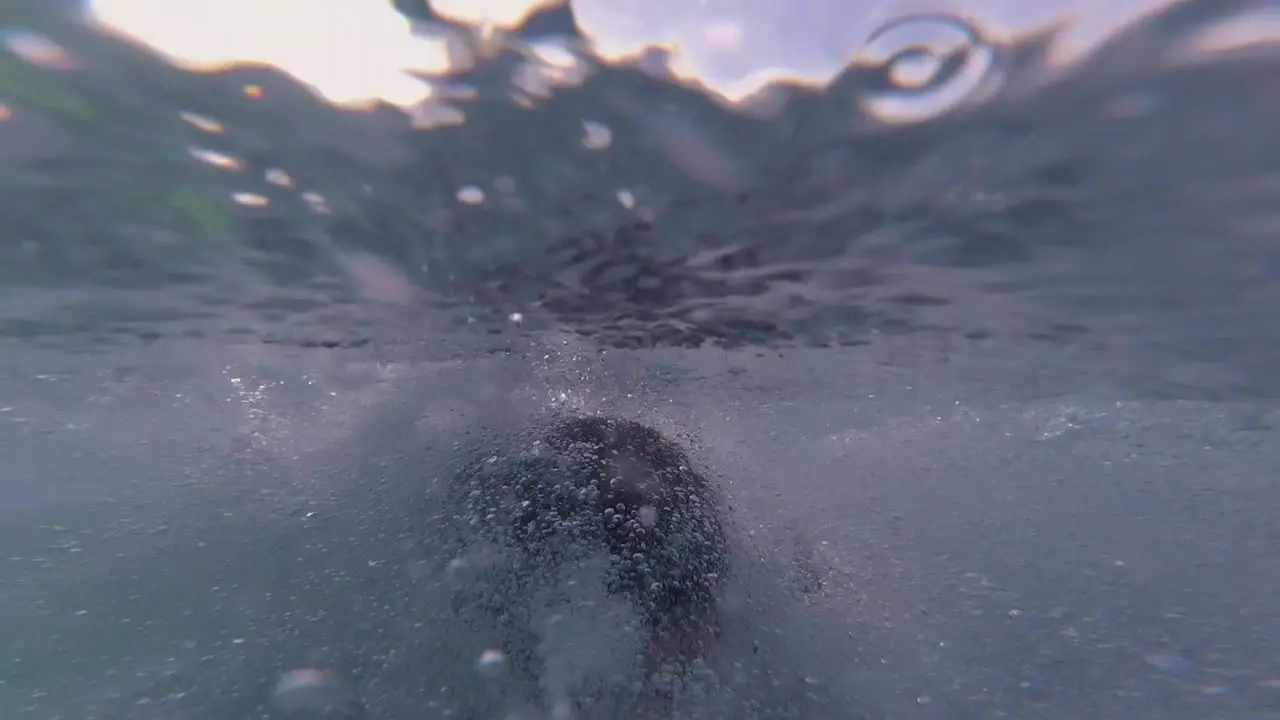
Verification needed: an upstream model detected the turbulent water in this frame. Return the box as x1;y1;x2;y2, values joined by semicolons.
1;0;1279;718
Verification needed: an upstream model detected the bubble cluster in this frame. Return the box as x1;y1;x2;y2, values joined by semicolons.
442;414;730;712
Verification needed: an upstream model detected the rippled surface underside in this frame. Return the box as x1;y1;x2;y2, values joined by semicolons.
0;0;1278;397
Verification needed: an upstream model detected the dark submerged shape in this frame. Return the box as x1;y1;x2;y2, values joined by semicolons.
447;414;730;664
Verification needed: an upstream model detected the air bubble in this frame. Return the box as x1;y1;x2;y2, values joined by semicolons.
475;648;507;677
581;120;612;150
231;191;269;207
272;668;351;714
179;111;224;134
187;147;241;171
2;29;77;70
301;191;330;214
265;168;294;187
457;185;486;205
638;505;657;527
853;16;1000;125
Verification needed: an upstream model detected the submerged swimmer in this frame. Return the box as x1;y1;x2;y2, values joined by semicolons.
443;414;731;716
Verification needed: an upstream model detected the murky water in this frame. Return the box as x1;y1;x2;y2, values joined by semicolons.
1;0;1279;718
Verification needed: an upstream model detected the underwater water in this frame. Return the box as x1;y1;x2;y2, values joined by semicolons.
1;0;1279;718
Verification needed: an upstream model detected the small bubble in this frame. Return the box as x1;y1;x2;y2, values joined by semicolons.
188;147;241;170
231;191;269;207
457;186;486;205
179;111;224;134
581;120;612;149
301;191;331;215
475;648;506;677
853;16;1000;125
273;668;351;714
265;168;294;188
638;505;658;527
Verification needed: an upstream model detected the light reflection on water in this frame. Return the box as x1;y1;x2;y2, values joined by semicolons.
86;0;1267;110
89;0;456;107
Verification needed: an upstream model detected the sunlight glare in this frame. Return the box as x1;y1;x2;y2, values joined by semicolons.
88;0;461;108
